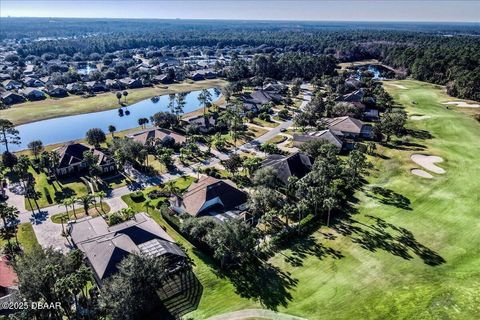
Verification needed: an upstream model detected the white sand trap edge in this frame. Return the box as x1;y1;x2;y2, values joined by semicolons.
443;101;480;108
411;154;445;174
411;115;432;121
389;84;407;89
411;169;433;179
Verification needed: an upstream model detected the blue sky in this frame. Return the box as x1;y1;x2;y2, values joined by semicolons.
1;1;479;22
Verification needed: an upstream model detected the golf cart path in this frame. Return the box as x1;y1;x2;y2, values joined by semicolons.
207;309;307;320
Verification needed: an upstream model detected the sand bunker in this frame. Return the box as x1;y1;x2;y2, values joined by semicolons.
390;84;407;89
411;154;445;174
443;101;480;108
411;169;433;179
411;115;432;121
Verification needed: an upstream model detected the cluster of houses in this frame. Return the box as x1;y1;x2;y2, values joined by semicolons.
0;49;228;106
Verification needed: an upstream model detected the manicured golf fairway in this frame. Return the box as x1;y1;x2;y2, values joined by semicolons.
187;79;480;320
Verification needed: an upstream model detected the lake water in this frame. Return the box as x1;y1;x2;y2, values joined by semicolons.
77;65;98;75
356;65;394;80
4;88;219;152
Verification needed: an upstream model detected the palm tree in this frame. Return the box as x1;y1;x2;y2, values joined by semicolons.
95;191;106;209
324;197;337;227
122;90;129;104
66;196;78;219
76;194;95;216
108;125;117;138
164;180;180;197
116;91;122;104
58;198;70;221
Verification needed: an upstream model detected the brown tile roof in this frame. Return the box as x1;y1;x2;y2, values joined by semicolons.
129;128;186;145
323;116;364;134
178;176;247;217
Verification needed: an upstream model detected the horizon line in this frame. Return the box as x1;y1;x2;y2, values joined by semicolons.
1;16;479;24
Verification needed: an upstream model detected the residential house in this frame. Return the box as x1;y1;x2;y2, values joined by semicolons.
105;79;125;90
44;85;68;98
292;129;344;150
322;116;373;139
263;82;288;94
240;89;283;113
85;81;108;93
188;72;205;81
68;213;201;317
1;92;26;105
128;128;186;147
0;74;10;81
170;176;247;220
182;115;216;133
66;82;85;95
69;213;186;282
22;77;44;88
54;143;116;176
0;256;19;316
259;152;313;185
2;80;22;90
20;87;46;101
119;77;142;89
153;74;173;84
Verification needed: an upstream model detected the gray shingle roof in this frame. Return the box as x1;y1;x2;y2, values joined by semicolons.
69;213;183;281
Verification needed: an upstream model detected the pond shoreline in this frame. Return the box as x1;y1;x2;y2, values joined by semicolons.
0;79;228;126
5;87;222;153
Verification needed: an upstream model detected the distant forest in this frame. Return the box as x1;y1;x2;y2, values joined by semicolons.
2;18;480;101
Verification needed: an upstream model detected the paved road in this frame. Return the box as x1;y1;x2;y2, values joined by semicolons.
207;309;307;320
240;84;312;152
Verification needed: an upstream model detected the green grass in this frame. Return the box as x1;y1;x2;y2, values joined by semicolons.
267;135;288;144
25;168;88;210
16;223;41;254
50;202;110;223
121;176;196;213
0;79;227;125
186;80;480;319
251;118;280;128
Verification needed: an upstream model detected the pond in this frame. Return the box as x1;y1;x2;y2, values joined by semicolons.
4;88;220;152
76;64;98;75
356;65;395;80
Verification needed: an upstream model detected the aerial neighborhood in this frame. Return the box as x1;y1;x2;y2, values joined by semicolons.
0;11;479;320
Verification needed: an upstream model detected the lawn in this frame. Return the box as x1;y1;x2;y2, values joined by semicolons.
0;79;228;125
267;135;288;144
121;176;196;212
50;202;110;223
16;223;41;254
250;118;280;128
25;168;88;210
185;80;480;319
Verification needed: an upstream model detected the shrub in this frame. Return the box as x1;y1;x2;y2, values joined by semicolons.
130;191;145;202
278;109;289;119
147;189;168;199
108;213;123;226
259;112;270;121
